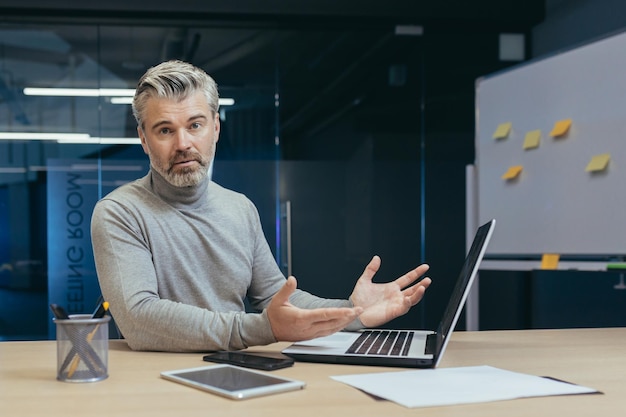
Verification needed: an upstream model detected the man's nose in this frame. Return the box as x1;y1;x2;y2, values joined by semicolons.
174;130;192;149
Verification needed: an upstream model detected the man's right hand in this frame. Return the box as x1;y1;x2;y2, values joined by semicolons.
267;276;363;342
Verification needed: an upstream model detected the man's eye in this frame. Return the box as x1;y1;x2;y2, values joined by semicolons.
190;122;201;129
159;128;171;134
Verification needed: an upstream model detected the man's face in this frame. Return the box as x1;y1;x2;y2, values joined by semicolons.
138;91;220;187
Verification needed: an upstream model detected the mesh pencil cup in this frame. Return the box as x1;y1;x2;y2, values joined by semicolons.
54;314;110;382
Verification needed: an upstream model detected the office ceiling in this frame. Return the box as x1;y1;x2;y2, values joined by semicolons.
0;1;546;149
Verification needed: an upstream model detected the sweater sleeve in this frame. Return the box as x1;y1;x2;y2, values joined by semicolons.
91;198;278;352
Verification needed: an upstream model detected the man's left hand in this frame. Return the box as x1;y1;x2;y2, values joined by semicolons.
349;256;431;328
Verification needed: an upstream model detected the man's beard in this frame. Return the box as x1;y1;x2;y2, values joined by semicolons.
152;150;210;187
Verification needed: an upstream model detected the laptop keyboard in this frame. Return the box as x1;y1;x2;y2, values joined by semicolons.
346;330;413;356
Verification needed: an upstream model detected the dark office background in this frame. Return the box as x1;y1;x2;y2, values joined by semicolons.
0;0;625;341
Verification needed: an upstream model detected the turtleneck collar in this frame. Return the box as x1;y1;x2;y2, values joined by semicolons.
148;168;210;210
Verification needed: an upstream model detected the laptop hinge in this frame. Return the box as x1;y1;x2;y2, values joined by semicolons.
425;332;438;355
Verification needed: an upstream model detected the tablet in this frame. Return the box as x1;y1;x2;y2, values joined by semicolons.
160;364;306;400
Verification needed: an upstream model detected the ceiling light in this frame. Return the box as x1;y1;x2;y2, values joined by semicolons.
24;87;236;106
0;132;142;144
95;137;142;145
0;167;27;174
0;132;91;141
109;97;234;106
23;88;136;97
57;137;142;145
110;97;134;104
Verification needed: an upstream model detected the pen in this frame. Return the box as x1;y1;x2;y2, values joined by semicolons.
49;303;70;320
92;295;104;313
91;300;109;319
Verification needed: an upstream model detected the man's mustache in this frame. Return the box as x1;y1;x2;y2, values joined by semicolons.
169;151;207;169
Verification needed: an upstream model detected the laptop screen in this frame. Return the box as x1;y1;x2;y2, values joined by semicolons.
433;219;495;364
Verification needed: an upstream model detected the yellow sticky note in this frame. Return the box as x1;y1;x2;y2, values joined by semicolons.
585;153;611;172
541;254;560;270
550;119;572;137
492;122;512;139
523;130;541;150
502;165;523;180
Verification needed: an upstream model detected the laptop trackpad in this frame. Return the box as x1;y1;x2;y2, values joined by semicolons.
407;332;430;358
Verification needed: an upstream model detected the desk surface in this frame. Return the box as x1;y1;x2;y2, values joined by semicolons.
1;328;624;416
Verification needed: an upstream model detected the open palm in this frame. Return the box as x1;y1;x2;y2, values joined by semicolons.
349;256;431;328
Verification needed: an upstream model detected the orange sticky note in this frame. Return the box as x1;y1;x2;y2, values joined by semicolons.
585;153;611;172
492;122;512;139
523;130;541;150
541;254;560;270
502;165;523;180
550;119;572;137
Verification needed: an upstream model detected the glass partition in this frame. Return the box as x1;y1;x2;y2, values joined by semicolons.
0;23;107;340
0;21;425;340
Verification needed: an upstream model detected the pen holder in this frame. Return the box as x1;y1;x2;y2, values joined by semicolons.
54;314;111;382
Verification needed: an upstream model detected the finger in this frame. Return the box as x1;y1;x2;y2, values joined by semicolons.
278;307;360;341
273;276;298;306
406;276;431;291
402;276;431;296
359;255;381;284
404;277;431;305
295;308;361;336
395;264;430;289
308;306;362;324
306;308;362;336
310;324;353;339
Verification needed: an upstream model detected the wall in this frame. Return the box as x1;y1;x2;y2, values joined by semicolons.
532;0;626;57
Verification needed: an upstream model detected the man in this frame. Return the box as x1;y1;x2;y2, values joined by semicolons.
91;60;431;352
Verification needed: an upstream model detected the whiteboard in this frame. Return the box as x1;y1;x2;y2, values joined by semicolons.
476;30;626;257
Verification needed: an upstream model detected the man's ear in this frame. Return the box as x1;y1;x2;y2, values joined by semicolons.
137;126;149;155
213;113;221;143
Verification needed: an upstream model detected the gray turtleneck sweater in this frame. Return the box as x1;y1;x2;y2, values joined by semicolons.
90;169;357;352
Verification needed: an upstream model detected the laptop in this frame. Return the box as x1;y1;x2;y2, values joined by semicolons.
282;219;495;368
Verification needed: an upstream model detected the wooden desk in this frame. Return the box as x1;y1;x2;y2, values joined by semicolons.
1;328;624;416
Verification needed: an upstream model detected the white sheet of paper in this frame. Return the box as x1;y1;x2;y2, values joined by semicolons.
331;365;598;408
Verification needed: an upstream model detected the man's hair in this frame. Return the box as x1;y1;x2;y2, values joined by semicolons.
132;60;219;129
